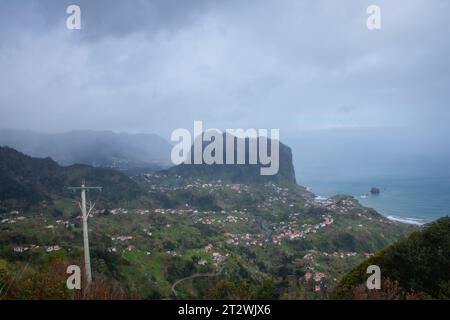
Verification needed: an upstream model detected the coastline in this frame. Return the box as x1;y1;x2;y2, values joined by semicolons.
302;176;450;227
385;215;425;226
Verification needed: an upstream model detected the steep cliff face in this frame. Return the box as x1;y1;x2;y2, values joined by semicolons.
165;133;296;185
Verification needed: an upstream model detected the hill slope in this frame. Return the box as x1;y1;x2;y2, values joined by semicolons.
334;217;450;299
0;146;144;206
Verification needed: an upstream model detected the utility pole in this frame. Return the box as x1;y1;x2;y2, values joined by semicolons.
68;181;102;289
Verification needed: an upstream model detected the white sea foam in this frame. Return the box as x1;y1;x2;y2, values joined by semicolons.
387;215;425;226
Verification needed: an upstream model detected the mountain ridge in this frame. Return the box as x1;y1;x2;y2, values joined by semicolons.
0;128;173;172
0;146;144;206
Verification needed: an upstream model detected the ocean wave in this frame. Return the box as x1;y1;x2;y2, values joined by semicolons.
387;215;425;226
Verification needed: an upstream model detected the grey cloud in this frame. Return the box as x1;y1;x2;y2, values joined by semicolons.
0;0;217;41
0;0;449;139
337;105;356;114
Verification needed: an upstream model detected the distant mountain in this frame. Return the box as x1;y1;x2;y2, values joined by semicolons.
164;133;296;185
0;129;172;172
334;217;450;299
0;146;144;206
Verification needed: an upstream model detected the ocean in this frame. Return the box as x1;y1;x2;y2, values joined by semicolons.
298;175;450;225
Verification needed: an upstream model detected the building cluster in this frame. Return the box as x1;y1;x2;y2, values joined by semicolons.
1;212;26;224
46;245;61;252
225;233;267;247
323;251;358;258
305;196;359;213
13;244;61;254
302;271;327;292
212;252;228;267
193;210;250;226
203;243;228;268
257;184;292;210
303;249;361;262
140;173;253;196
111;235;133;241
154;208;192;215
56;219;74;228
110;208;129;215
272;213;334;243
1;218;15;224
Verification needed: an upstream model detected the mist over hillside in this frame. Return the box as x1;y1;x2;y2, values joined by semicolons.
0;128;172;172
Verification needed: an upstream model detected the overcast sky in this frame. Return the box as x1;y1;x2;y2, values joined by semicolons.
0;0;449;141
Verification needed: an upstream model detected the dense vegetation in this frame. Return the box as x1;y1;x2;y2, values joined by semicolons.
0;147;148;207
334;217;450;299
0;146;423;300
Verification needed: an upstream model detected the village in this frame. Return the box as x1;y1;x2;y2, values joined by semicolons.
2;178;390;297
4;189;376;259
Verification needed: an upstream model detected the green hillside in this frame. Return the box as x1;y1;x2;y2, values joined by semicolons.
0;146;147;207
334;217;450;299
0;146;417;300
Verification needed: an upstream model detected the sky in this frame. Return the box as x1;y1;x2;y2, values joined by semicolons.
0;0;450;180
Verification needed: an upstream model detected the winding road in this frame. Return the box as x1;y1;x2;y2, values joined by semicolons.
171;269;222;298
